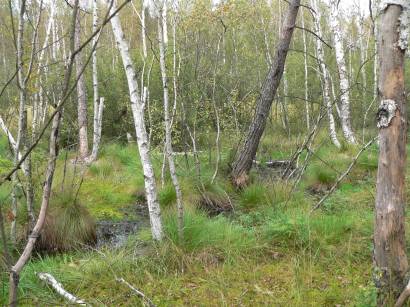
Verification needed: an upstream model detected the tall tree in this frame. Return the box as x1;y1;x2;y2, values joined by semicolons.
106;0;163;240
157;1;184;240
311;0;341;148
329;0;356;144
75;7;88;160
87;0;104;163
373;2;408;305
230;0;301;188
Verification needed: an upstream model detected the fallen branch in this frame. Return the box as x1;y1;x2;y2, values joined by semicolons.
395;278;410;307
116;277;156;307
311;137;376;212
37;273;87;305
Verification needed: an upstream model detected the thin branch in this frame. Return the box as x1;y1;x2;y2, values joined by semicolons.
311;137;377;212
295;25;333;49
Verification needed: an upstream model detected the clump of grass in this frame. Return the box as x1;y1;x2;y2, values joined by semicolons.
239;184;268;210
37;190;96;252
88;158;114;178
262;212;310;248
195;180;232;216
158;184;177;208
305;164;337;192
163;208;256;260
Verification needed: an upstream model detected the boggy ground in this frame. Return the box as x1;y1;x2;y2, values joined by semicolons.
0;132;405;306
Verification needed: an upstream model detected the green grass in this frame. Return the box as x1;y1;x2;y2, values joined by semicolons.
0;132;385;306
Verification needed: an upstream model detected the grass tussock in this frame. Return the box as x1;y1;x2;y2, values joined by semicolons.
37;189;96;252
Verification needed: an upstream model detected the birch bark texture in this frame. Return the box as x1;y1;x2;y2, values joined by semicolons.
230;0;301;188
329;0;356;144
106;0;163;240
158;6;184;240
374;2;409;306
75;10;89;160
88;0;104;163
311;0;341;148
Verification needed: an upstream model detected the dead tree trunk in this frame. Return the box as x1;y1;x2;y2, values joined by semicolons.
374;3;409;306
230;0;300;188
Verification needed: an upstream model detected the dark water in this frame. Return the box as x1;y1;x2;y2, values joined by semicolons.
96;203;149;248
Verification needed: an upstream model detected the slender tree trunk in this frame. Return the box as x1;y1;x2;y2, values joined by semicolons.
329;0;356;144
230;0;301;188
75;10;88;160
301;12;310;130
107;0;163;240
157;5;183;241
311;0;341;148
374;3;409;306
11;0;28;244
8;0;81;299
88;0;104;163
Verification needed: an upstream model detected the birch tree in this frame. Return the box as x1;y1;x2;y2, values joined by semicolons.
106;0;163;240
301;12;310;130
373;1;409;305
157;2;184;240
75;7;89;160
87;0;104;163
329;0;356;144
311;0;341;148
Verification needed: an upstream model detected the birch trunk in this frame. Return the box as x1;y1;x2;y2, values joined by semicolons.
329;0;356;144
107;0;163;240
88;0;104;163
301;12;310;130
374;3;408;305
158;6;183;240
231;0;301;188
11;0;28;244
311;0;341;148
75;10;88;160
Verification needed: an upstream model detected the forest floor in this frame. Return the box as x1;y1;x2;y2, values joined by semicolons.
0;132;403;306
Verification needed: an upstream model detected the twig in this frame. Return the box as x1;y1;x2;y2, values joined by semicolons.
116;277;156;307
37;273;87;305
395;278;410;307
311;137;377;212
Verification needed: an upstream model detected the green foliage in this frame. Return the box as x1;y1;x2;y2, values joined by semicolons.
158;184;177;208
239;184;268;210
163;208;256;258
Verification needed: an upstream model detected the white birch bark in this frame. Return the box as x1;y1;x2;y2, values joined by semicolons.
301;12;310;130
37;273;86;305
0;116;23;162
75;11;89;160
158;7;183;239
87;0;104;163
141;0;148;59
311;0;341;148
106;0;163;240
329;0;356;144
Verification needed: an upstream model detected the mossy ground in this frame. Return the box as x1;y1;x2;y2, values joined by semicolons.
0;132;404;306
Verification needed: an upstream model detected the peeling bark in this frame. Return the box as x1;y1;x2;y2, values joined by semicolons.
374;3;409;305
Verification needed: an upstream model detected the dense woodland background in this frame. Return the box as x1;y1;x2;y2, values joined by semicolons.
0;0;409;306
